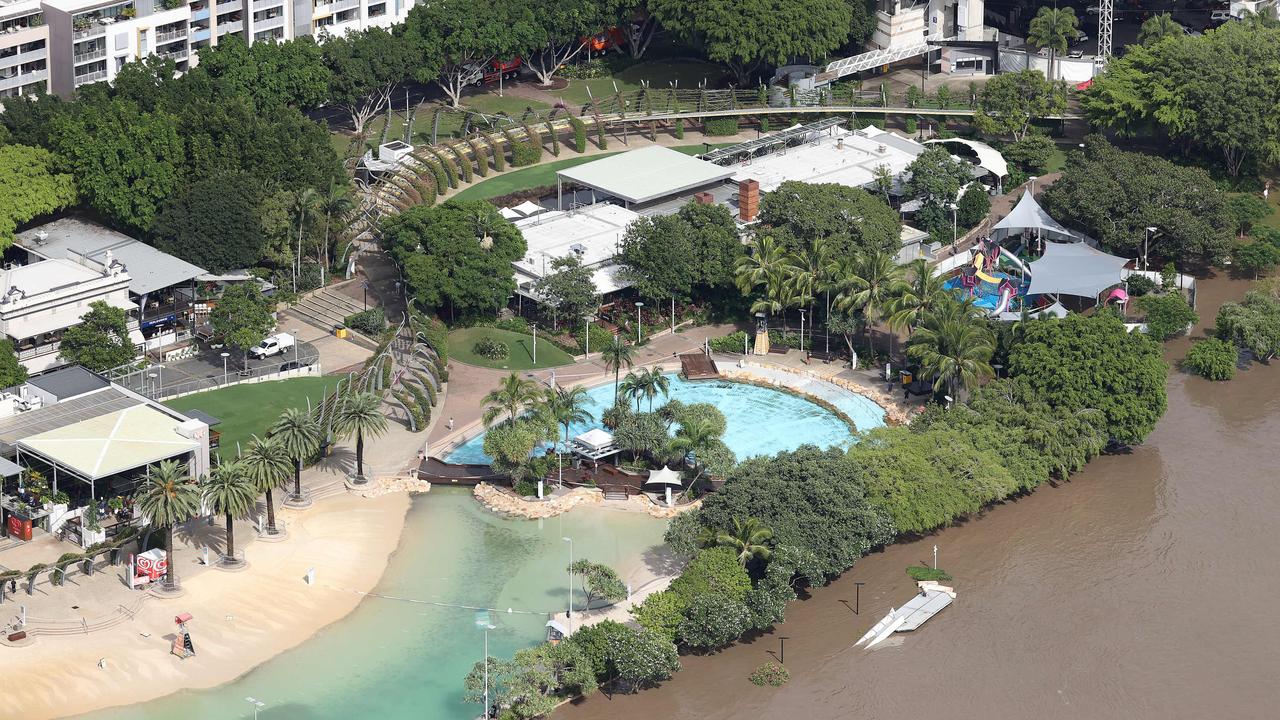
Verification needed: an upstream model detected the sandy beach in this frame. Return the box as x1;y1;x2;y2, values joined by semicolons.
3;491;410;720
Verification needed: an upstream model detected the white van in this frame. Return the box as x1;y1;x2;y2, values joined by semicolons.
249;333;295;359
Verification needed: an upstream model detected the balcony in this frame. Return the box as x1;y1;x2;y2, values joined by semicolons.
215;0;239;8
0;48;48;71
73;69;108;87
0;68;47;92
190;6;210;20
191;27;211;42
73;47;107;64
253;14;285;29
216;19;242;33
331;0;360;12
158;48;187;61
73;24;107;41
156;27;188;43
16;339;58;361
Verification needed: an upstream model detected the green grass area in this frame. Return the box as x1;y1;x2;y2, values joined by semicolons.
448;327;575;370
452;143;737;202
1259;191;1280;230
165;377;336;459
558;59;732;107
1045;147;1068;173
336;92;556;156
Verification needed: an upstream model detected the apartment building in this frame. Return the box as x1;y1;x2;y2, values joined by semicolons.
31;0;412;96
0;0;49;98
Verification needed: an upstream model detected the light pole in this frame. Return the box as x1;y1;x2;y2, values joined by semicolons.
147;372;157;397
1144;226;1156;271
361;280;369;310
482;623;496;719
948;202;958;245
670;297;675;334
798;308;805;355
293;328;301;367
562;536;574;626
584;314;596;356
854;581;865;615
221;352;230;385
635;302;644;344
245;697;265;720
532;322;538;365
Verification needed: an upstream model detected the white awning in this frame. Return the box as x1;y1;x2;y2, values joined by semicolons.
925;138;1009;178
574;428;614;451
645;466;683;486
1027;242;1130;298
512;200;546;217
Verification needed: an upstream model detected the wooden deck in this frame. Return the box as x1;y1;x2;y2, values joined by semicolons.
418;457;506;486
550;463;647;497
679;353;719;380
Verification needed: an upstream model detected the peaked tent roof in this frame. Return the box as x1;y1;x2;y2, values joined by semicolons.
645;466;683;486
925;138;1009;178
1027;242;1130;298
991;191;1078;242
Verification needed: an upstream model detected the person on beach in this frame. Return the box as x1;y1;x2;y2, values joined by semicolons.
448;417;455;431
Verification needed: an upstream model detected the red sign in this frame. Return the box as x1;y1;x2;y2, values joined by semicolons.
6;516;31;542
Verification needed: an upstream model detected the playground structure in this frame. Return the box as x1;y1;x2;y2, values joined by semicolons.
946;237;1032;316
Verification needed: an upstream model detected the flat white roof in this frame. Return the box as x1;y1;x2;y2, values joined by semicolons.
17;218;206;297
728;126;924;193
512;204;640;295
1;257;103;298
18;404;199;480
557;146;735;205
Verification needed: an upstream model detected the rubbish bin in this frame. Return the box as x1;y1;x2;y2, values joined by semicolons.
899;370;913;386
334;325;348;339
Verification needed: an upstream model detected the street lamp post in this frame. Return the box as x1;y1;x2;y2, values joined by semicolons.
362;280;369;310
562;536;574;627
293;328;301;367
482;622;496;719
221;352;230;385
635;302;644;344
854;581;865;614
1144;226;1157;271
670;297;675;334
532;323;538;365
799;309;805;355
245;697;265;720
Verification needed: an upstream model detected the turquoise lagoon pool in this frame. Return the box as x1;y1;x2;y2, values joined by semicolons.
445;373;886;465
80;491;668;720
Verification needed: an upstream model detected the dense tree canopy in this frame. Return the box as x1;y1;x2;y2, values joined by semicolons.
404;0;540;107
1041;137;1234;263
153;173;264;273
382;201;526;318
195;35;331;111
1082;21;1280;175
1216;290;1280;360
533;256;598;330
1008;313;1168;445
322;27;415;134
974;69;1068;141
757;181;900;258
58;301;135;372
210;283;275;364
0;340;27;389
650;0;851;84
0;144;76;248
904;146;974;241
619;201;742;302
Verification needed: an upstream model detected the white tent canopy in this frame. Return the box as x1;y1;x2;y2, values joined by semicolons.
925;138;1009;178
512;200;545;217
1027;242;1129;298
570;428;618;460
644;466;683;486
991;191;1080;242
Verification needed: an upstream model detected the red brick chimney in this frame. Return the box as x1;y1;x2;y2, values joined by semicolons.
738;179;760;222
694;191;715;205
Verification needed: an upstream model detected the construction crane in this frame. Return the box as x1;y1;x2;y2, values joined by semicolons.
1097;0;1114;61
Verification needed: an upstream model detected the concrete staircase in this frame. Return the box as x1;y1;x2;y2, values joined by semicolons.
291;286;379;349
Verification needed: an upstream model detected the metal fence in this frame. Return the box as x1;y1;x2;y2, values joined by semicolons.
113;346;323;401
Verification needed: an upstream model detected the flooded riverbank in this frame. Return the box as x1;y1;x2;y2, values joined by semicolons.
558;272;1280;720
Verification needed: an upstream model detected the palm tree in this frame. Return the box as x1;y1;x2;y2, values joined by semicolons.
716;517;774;567
318;183;355;277
833;250;908;353
200;460;256;565
334;392;390;480
786;237;833;350
906;299;995;400
887;258;951;334
544;385;594;488
599;335;635;403
134;460;200;589
1138;13;1181;45
619;371;646;413
667;415;719;480
270;407;321;502
481;373;541;427
289;188;321;293
242;435;293;534
1027;6;1079;81
639;366;670;411
737;234;794;333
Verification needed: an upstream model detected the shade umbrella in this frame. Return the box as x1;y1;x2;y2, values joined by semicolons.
645;466;683;506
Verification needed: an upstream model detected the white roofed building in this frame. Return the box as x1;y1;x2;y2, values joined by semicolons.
723;124;926;194
510;203;641;301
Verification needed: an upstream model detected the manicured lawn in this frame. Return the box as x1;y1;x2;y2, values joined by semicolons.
449;327;575;370
165;376;336;459
1045;147;1068;173
558;59;732;107
452;143;737;202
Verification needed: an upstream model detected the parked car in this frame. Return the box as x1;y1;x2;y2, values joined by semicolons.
279;361;303;372
1068;49;1085;59
249;333;295;359
1209;9;1233;23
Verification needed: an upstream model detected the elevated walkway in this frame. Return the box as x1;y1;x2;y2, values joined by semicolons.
679;353;719;380
817;34;950;84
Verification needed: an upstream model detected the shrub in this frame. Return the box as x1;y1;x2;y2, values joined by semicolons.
749;662;790;687
1126;274;1158;297
595;118;607;149
1161;262;1178;290
1183;338;1238;380
545;120;560;156
1137;293;1198;341
703;116;739;136
709;330;749;353
449;145;473;183
570;117;587;153
905;117;918;134
522;123;544;161
759;116;770;133
345;308;386;336
425;158;449;192
467;140;488;177
487;133;506;171
415;370;438;405
677;593;752;649
576;324;614;355
906;565;953;582
674;118;684;139
429;148;458;189
514;478;539;497
473;337;510;360
510;140;541;167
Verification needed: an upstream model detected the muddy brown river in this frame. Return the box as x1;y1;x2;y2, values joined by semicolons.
559;273;1280;719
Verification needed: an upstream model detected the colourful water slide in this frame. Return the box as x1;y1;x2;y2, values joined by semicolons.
972;252;1001;284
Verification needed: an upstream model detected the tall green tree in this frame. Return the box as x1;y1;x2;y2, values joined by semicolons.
758;181;900;258
887;258;950;333
58;301;136;372
973;69;1067;141
270;407;321;502
523;0;605;86
241;435;292;534
650;0;851;85
404;0;540;107
1138;13;1182;45
209;283;275;368
382;201;526;320
904;145;973;242
134;460;199;589
568;559;627;609
533;256;598;331
0;145;76;248
831;250;908;350
715;517;773;567
0;340;28;389
194;34;331;111
49;98;184;231
544;385;594;487
152;172;264;273
322;27;414;135
1008;312;1168;445
600;335;635;403
335;392;390;479
1026;6;1078;81
482;373;542;427
200;460;256;565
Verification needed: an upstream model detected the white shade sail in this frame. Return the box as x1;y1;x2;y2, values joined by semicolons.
645;466;683;486
991;190;1079;242
1027;242;1130;298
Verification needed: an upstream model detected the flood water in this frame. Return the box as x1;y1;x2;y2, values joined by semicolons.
558;272;1280;720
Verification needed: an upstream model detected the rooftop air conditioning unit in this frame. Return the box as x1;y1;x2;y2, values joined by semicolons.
569;243;587;255
34;230;49;243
